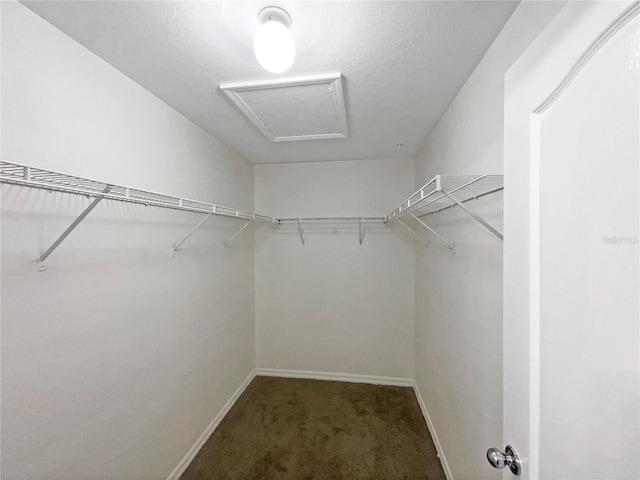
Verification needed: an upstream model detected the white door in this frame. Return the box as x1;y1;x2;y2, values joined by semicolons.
503;2;639;479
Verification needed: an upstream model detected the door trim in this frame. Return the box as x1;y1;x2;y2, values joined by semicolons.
534;2;640;115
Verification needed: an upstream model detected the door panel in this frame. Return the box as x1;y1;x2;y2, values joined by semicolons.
504;2;639;478
539;15;639;479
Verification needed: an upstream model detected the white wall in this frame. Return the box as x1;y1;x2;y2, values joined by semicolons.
1;3;255;478
413;2;565;479
255;159;415;379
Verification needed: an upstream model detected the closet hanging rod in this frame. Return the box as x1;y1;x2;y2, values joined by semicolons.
273;216;385;245
0;160;273;222
274;216;386;224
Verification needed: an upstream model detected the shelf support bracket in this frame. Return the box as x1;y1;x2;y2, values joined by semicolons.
172;213;212;256
440;191;503;240
223;218;254;248
393;217;429;246
407;212;455;252
358;220;365;245
297;220;305;245
38;185;112;271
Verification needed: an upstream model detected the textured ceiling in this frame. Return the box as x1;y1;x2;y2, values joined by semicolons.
22;1;518;164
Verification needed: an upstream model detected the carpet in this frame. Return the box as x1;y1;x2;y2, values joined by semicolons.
180;376;446;479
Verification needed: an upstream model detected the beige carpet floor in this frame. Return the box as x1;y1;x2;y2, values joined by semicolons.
180;376;446;480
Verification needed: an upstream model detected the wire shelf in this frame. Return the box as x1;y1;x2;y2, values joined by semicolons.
1;160;503;265
275;216;387;224
387;174;503;220
0;160;272;222
386;174;504;249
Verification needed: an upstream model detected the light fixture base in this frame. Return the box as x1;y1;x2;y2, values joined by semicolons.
257;6;292;28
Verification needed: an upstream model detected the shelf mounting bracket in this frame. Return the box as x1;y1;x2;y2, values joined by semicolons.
407;212;455;252
38;185;112;271
440;191;503;240
224;218;254;248
172;213;212;256
297;220;305;245
393;217;429;246
358;220;365;245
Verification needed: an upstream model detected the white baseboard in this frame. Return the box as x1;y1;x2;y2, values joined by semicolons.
412;382;453;480
255;367;415;387
166;369;256;480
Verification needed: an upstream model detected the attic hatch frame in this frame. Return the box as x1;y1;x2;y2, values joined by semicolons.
219;73;349;142
386;174;504;253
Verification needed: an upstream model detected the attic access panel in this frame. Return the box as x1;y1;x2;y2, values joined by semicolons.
220;73;348;142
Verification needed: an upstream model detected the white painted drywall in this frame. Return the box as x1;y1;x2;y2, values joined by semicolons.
412;2;565;479
255;159;415;379
1;3;255;478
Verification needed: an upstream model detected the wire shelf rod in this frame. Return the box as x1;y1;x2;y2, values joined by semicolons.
275;216;386;224
0;160;272;222
414;187;503;218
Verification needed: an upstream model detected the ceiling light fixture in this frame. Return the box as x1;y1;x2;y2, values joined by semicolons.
253;6;295;74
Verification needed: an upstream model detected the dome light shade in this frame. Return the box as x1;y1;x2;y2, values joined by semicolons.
253;8;295;74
